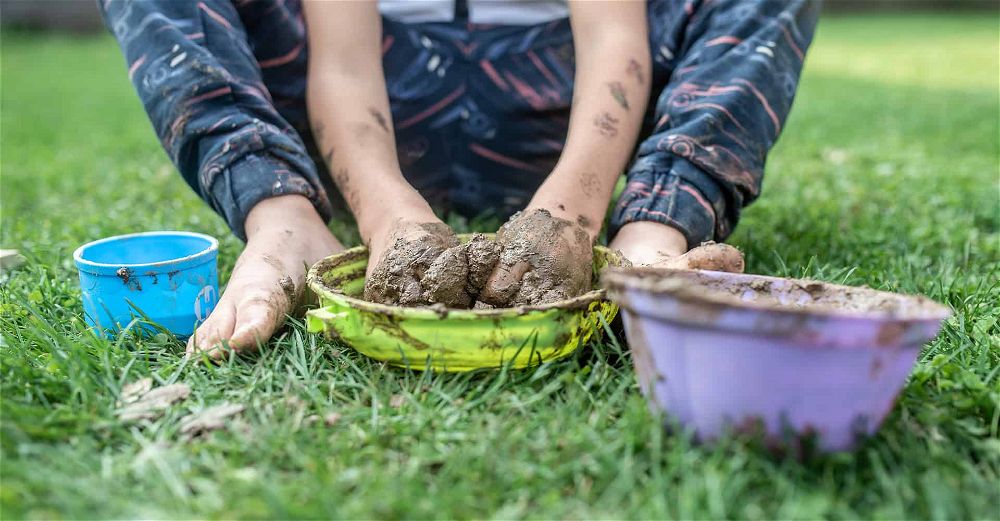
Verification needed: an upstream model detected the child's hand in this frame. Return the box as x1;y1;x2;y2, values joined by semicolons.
610;221;745;272
479;208;594;307
186;195;343;359
364;218;467;307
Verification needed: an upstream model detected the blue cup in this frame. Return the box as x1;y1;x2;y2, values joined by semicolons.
74;231;219;338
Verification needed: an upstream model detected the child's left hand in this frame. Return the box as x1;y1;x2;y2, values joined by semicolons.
479;207;594;307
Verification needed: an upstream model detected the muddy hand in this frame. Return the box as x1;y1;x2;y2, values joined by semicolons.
653;242;745;272
187;195;343;360
480;208;593;307
610;221;744;273
364;219;471;307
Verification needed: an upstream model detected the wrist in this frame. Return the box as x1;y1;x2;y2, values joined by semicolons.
610;221;688;261
244;195;343;261
529;185;606;242
356;185;437;246
245;195;326;240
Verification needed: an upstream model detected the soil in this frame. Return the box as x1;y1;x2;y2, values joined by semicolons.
464;233;500;294
604;268;948;318
479;208;593;307
677;241;746;273
364;210;593;309
422;243;472;308
278;276;297;305
364;222;461;306
364;226;504;309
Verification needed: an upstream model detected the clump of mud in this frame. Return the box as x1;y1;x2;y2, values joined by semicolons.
479;209;593;307
364;226;501;309
364;210;594;309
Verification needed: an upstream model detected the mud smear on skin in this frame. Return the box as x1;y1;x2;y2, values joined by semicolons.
364;210;593;310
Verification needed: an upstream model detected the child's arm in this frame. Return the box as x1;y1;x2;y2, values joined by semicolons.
526;0;652;241
480;1;651;304
97;0;333;242
610;0;820;266
305;1;462;296
303;1;442;248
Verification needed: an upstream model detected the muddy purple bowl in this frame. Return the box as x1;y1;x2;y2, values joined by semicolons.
603;268;951;452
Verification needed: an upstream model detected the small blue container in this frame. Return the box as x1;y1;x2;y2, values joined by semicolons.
74;231;219;338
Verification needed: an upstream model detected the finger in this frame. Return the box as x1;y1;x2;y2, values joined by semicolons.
227;293;286;354
479;260;530;306
186;301;236;358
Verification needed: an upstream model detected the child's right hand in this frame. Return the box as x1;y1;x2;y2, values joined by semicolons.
363;217;463;306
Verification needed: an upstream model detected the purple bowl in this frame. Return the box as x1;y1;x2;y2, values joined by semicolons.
602;268;951;452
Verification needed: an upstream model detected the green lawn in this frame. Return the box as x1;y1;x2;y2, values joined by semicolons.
2;13;998;520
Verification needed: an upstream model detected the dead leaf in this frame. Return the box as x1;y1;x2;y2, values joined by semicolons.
180;402;245;438
117;383;191;422
324;412;342;426
117;377;153;406
0;249;25;271
389;394;405;408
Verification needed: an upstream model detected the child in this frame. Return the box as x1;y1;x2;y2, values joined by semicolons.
99;0;818;357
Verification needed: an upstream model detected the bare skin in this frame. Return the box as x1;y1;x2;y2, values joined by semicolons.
610;220;745;272
304;0;462;306
186;195;343;359
482;1;651;299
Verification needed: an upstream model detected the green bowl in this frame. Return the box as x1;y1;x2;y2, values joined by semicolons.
305;235;624;372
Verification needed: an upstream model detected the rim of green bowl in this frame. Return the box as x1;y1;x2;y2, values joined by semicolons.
306;236;625;320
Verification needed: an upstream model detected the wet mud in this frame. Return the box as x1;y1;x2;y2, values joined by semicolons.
604;268;945;317
677;241;745;273
364;225;504;309
364;210;594;309
364;222;461;307
479;209;593;307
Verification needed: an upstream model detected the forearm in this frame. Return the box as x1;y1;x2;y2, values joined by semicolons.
307;70;433;236
530;1;651;239
304;1;434;244
99;0;332;240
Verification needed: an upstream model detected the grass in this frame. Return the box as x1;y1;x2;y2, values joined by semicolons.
2;12;998;520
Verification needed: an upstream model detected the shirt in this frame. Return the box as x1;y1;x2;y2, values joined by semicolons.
378;0;568;24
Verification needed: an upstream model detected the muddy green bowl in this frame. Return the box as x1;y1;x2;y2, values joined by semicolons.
305;235;624;372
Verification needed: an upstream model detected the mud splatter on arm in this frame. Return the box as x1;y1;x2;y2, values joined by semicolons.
606;81;630;111
592;112;621;139
626;58;645;85
304;0;434;247
368;107;391;133
522;1;651;241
